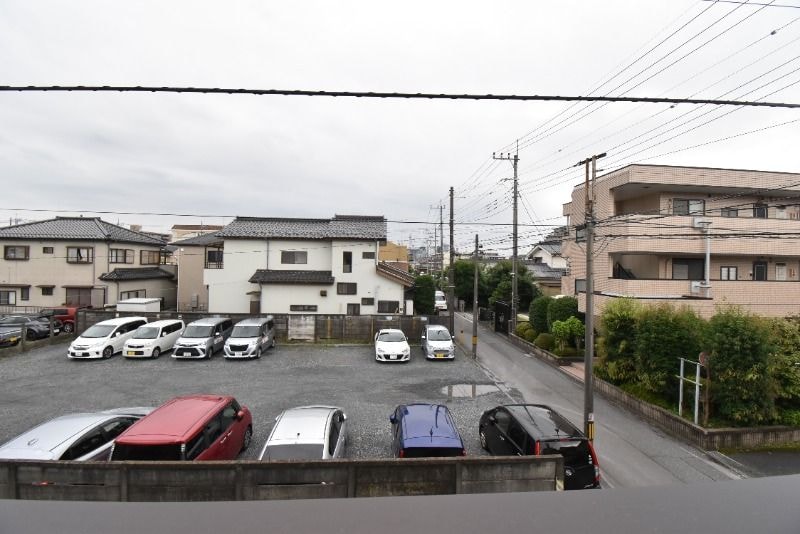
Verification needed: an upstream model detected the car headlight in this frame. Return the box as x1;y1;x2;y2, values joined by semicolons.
376;348;385;355
402;347;410;355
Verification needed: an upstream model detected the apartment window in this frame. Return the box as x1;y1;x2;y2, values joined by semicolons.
776;206;788;220
362;251;376;260
67;247;94;264
377;300;400;313
721;207;738;218
672;259;704;280
673;199;705;216
361;297;375;306
140;250;160;265
205;249;224;268
281;251;308;264
347;303;360;316
290;305;317;312
110;249;134;264
41;286;54;296
4;245;29;260
343;251;353;273
753;204;768;218
65;288;92;307
120;289;145;300
43;247;54;254
159;251;171;265
720;266;738;281
575;279;587;293
753;261;768;281
0;290;15;305
20;287;29;301
337;283;357;295
776;263;787;281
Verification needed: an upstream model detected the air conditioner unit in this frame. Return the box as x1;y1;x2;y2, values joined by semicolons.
690;281;702;295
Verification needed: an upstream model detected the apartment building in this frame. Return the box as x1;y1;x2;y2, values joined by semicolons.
0;217;176;309
561;164;800;318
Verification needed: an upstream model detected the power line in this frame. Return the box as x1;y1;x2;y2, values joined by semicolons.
1;85;798;108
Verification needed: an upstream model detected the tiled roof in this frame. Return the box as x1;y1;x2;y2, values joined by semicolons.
377;262;415;287
170;233;224;247
525;263;567;280
0;217;166;246
98;268;175;281
249;270;335;285
218;215;386;240
539;242;562;256
171;224;225;230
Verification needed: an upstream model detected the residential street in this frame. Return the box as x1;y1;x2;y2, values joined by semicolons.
453;312;741;488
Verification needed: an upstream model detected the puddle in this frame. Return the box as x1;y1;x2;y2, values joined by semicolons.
440;383;497;399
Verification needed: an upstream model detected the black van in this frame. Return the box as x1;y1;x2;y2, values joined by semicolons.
478;404;600;490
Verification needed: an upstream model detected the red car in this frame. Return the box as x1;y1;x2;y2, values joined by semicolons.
110;395;253;461
39;307;81;334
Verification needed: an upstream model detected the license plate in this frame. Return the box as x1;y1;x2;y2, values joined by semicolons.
390;355;397;360
436;354;446;358
234;352;242;357
127;351;135;356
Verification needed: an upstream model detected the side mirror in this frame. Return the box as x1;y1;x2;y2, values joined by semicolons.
389;415;397;425
341;413;347;422
421;335;426;340
487;415;497;424
113;331;121;338
451;335;455;340
236;410;245;421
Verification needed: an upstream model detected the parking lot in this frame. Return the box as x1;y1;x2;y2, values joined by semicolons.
0;341;521;460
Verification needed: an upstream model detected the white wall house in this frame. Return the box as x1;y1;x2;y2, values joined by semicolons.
204;216;414;314
0;217;176;309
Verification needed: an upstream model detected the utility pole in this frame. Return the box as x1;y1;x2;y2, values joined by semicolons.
439;204;445;283
576;152;606;441
493;150;519;334
449;186;455;334
472;234;479;359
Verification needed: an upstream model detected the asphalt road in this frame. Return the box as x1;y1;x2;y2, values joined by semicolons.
452;313;741;488
0;340;513;460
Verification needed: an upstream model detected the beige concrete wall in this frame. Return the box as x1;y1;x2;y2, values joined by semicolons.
174;245;211;311
379;242;409;263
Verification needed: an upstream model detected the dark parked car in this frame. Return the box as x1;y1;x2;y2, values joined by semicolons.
0;315;62;346
478;404;600;490
390;403;466;458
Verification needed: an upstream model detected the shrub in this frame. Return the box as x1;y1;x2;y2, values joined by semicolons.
707;308;775;426
515;321;533;337
778;409;800;427
529;296;552;334
523;329;538;343
547;297;579;330
765;318;800;408
552;316;584;351
413;275;436;315
555;346;579;358
534;333;555;351
598;298;639;384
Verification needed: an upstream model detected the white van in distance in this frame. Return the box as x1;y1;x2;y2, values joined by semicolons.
123;319;185;359
68;317;148;359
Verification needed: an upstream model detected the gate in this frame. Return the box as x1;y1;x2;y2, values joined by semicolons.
494;301;510;334
287;315;315;341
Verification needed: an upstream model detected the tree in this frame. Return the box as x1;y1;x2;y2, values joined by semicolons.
765;318;800;409
598;298;639;383
529;296;552;334
484;260;539;311
552;316;584;351
413;275;436;315
547;296;579;330
451;260;489;309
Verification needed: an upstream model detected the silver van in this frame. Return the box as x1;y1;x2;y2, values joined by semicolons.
224;316;275;359
172;317;233;359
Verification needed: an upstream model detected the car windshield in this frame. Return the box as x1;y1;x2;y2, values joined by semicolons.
377;331;405;342
435;295;446;302
81;324;115;338
183;325;214;338
427;329;451;341
262;444;325;460
231;325;261;338
133;326;160;339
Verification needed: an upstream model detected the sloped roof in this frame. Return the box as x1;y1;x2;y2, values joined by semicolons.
0;217;166;246
171;224;224;230
377;262;415;287
249;270;335;285
98;267;175;281
218;215;386;241
170;233;224;247
525;262;567;280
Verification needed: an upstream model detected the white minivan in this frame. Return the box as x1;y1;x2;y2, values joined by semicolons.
434;290;447;313
123;319;185;359
68;317;148;359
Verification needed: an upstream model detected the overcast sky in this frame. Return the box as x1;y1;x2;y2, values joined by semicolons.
1;1;799;253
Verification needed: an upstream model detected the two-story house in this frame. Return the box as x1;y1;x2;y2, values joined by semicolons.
561;164;800;318
204;215;414;314
0;217;176;309
170;232;224;311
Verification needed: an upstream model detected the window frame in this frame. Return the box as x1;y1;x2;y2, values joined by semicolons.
343;251;353;273
753;204;768;219
4;245;30;261
140;250;160;265
337;282;357;295
41;286;54;296
720;266;738;281
0;290;16;305
20;287;30;301
109;248;134;264
66;246;94;264
362;251;376;260
673;199;705;216
377;300;400;313
281;250;308;265
42;246;54;254
361;297;375;306
120;289;146;300
289;305;318;312
720;207;738;218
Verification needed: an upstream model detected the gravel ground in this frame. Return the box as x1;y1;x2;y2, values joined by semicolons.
0;341;520;460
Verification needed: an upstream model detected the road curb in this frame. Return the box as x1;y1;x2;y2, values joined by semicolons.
705;450;752;479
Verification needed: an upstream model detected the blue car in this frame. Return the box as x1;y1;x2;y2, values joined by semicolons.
390;403;466;458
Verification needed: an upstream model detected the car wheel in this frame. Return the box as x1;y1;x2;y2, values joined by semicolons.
241;425;253;452
26;329;36;341
479;428;488;451
255;347;262;359
102;346;113;359
63;322;74;334
152;347;161;359
271;338;276;349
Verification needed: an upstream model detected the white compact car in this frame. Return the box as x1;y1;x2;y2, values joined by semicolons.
421;324;456;360
259;406;347;461
374;328;411;363
68;317;148;359
123;319;185;359
434;291;447;313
